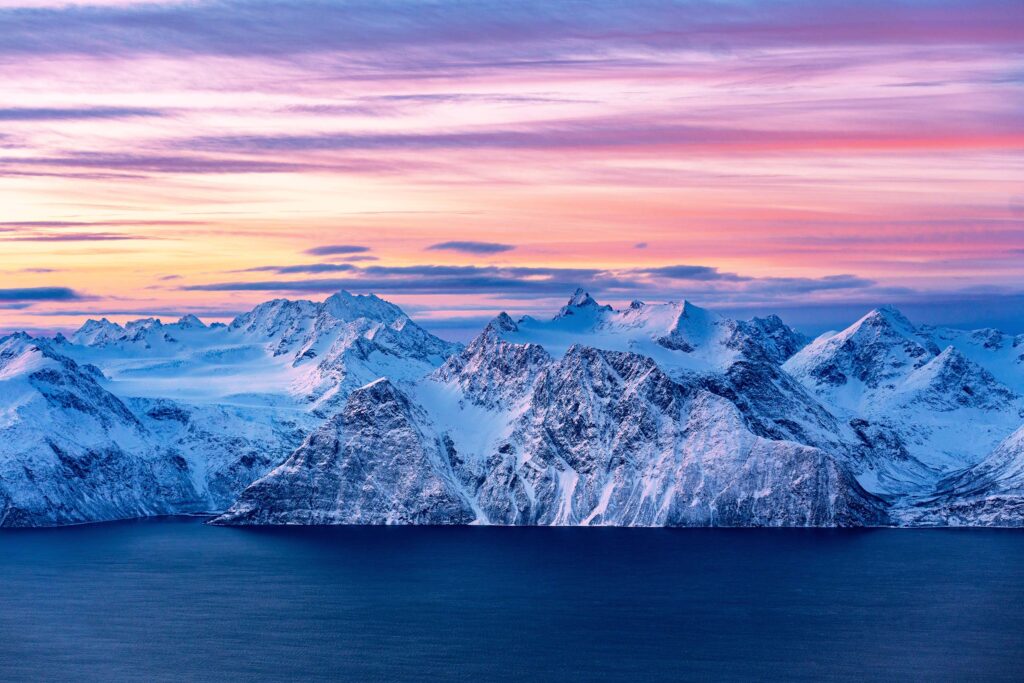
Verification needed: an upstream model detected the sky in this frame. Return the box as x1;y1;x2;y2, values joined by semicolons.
0;0;1022;339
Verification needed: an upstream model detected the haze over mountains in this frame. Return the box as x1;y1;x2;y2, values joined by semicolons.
1;289;1022;527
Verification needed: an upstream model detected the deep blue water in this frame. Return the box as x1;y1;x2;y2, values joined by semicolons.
1;520;1022;682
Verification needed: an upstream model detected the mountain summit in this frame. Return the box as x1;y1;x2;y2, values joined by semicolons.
2;293;1023;527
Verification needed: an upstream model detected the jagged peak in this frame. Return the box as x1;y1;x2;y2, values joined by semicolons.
124;317;162;331
857;305;915;331
568;287;591;306
934;345;964;361
2;330;34;343
350;376;407;405
825;305;933;352
555;288;612;319
667;299;721;335
0;331;39;358
322;290;405;324
751;313;785;327
229;297;318;330
486;312;519;334
0;332;62;376
679;299;711;318
915;346;1006;385
75;317;123;333
175;314;205;328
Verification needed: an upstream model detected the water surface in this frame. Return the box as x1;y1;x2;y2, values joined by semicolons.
1;519;1022;681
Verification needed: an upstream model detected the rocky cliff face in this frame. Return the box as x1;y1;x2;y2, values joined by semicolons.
212;378;476;525
5;289;1024;528
215;323;886;527
784;306;1023;494
901;426;1024;527
0;333;197;526
1;291;459;526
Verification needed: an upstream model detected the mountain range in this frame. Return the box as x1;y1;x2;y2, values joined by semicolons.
1;289;1022;527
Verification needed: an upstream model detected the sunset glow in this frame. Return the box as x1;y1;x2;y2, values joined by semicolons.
1;0;1022;336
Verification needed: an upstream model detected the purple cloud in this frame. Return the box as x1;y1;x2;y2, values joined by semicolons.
180;262;881;301
0;107;165;121
427;241;516;254
241;263;358;275
304;244;371;256
0;1;1018;61
1;232;140;242
0;287;82;301
640;264;746;281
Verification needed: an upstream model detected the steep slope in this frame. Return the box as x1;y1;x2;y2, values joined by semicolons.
920;325;1024;394
901;426;1024;526
212;378;477;525
6;288;1023;528
0;333;197;526
433;313;552;409
786;307;939;393
216;338;886;528
488;292;846;455
129;396;308;510
1;291;461;526
784;307;1023;493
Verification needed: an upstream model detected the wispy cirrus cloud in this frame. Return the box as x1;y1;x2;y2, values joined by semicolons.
185;116;1024;157
1;1;1019;60
0;153;328;175
0;220;198;228
1;232;143;242
0;107;165;121
0;0;1021;333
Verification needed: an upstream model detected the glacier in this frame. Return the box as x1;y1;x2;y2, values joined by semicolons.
2;288;1023;527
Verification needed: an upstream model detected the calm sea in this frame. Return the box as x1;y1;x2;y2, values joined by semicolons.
1;518;1021;681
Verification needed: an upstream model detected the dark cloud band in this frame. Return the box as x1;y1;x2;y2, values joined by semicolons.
427;241;515;254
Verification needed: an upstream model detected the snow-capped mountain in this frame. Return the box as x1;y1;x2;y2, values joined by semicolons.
3;288;1023;527
66;290;460;412
785;307;1023;494
921;324;1024;394
215;345;885;527
0;291;459;526
901;426;1024;527
0;333;197;526
215;292;884;527
479;292;859;480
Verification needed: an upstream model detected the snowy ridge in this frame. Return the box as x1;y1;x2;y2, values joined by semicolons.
0;291;458;526
64;289;460;412
0;333;197;526
216;343;885;527
784;305;1023;494
901;426;1024;526
3;289;1024;527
